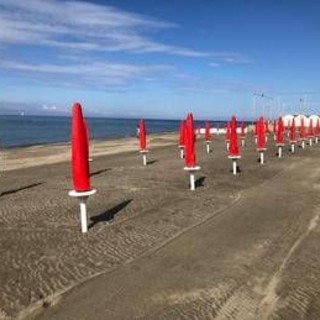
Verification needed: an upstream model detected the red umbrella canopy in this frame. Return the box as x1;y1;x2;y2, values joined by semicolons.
225;122;231;141
205;120;211;141
308;119;314;137
289;118;296;141
229;116;240;156
179;120;185;146
184;113;196;167
265;120;270;133
257;116;265;149
277;117;284;144
316;119;320;136
240;121;245;137
139;119;147;150
71;103;90;192
300;118;306;139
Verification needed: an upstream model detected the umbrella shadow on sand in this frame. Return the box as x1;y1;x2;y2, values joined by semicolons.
0;182;44;198
90;168;111;177
195;176;206;188
147;160;157;165
88;199;132;229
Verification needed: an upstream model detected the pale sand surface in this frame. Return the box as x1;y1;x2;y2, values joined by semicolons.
1;133;320;319
1;133;176;171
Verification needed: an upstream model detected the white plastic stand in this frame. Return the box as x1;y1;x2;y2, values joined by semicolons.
205;141;210;154
140;150;149;166
178;146;184;159
241;138;246;147
301;139;305;149
257;148;267;165
254;136;258;145
277;143;284;158
265;135;268;142
228;155;241;175
226;141;230;151
316;136;319;144
290;141;296;153
69;189;97;233
184;166;201;191
309;137;313;146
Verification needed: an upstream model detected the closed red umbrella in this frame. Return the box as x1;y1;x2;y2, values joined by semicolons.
276;117;284;144
229;116;240;156
139;119;147;151
300;118;306;139
257;116;265;149
225;122;231;141
185;113;196;167
205;120;211;141
241;121;245;137
308;119;314;137
179;120;185;146
289;118;296;142
71;103;90;192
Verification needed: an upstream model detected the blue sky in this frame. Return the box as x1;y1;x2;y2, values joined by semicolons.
0;0;320;119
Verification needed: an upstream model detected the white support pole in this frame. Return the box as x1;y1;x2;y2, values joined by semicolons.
255;137;258;145
260;151;264;165
226;142;230;151
241;139;245;147
206;142;210;154
316;137;319;144
69;189;96;234
232;159;237;175
180;148;184;159
309;138;313;146
79;199;88;233
190;172;195;191
302;140;305;149
278;146;282;158
291;143;295;153
265;135;268;142
142;153;147;166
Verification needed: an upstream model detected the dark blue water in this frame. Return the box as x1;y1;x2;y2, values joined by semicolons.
0;115;231;148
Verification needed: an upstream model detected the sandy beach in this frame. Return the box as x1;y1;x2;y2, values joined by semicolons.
1;133;320;319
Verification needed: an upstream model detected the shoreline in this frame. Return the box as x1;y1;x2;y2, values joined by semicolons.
1;132;178;172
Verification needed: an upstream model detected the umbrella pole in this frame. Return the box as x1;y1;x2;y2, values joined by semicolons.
278;146;282;158
260;151;264;164
232;159;237;175
309;138;313;146
291;143;295;153
179;146;184;159
206;141;210;154
241;138;245;147
69;190;96;233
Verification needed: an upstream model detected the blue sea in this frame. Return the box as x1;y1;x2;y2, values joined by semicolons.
0;115;230;148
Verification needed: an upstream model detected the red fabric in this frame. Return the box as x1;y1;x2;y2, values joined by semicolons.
139;119;147;150
179;120;185;146
225;122;231;141
254;121;258;135
316;119;320;136
308;119;314;137
229;116;240;156
71;103;90;192
240;121;245;137
265;120;270;133
184;113;196;167
289;118;296;141
257;116;265;149
205;120;211;141
300;118;306;139
276;117;284;144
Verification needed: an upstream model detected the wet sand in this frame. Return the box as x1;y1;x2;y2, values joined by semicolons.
1;133;320;319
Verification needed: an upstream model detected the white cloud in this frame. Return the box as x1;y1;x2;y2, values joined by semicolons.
0;0;211;57
0;59;174;87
